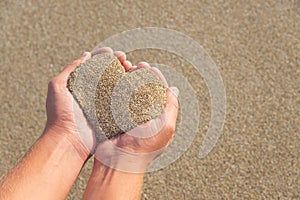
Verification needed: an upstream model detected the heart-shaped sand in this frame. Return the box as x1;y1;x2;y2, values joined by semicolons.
67;54;166;143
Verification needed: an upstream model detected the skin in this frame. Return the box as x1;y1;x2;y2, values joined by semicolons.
0;53;92;200
83;88;178;200
0;47;179;200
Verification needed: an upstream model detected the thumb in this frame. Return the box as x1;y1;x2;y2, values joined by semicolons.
60;52;91;80
165;87;179;124
126;87;179;139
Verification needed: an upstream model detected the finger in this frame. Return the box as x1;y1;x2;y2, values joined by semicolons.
132;65;137;70
123;60;133;71
137;61;151;69
147;88;178;132
151;67;168;87
164;87;179;125
59;52;91;80
168;86;179;98
114;51;126;64
91;47;113;56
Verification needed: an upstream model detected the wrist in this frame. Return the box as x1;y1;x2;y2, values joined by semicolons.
1;126;92;199
94;140;159;173
42;125;90;161
93;159;145;178
82;159;145;200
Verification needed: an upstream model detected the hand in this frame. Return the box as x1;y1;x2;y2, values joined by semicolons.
44;48;128;156
46;47;179;173
44;52;92;159
82;49;179;200
91;50;180;173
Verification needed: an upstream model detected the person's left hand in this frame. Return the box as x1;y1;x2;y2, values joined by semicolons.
44;48;128;157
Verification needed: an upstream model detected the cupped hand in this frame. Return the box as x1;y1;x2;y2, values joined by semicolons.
92;50;179;172
44;48;128;156
45;47;179;172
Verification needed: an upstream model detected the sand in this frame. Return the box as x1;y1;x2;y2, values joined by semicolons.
67;53;166;141
1;0;299;199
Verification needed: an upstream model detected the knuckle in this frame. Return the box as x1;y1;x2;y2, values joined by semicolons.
170;94;179;109
172;100;179;110
166;122;176;134
68;59;80;67
48;76;64;89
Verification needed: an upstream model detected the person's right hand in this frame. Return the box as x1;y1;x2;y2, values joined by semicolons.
91;50;180;173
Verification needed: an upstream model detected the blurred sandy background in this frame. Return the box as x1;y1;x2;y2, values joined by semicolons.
1;0;299;199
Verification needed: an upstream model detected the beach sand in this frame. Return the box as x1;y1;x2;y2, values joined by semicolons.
1;0;299;199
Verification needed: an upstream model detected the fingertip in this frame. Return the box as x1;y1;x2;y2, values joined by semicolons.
114;51;126;63
81;51;91;62
137;61;151;68
123;60;133;71
132;65;137;70
91;47;113;56
60;51;91;79
169;86;179;98
165;88;179;116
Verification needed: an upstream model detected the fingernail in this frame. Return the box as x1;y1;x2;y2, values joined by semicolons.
123;60;133;71
91;47;113;56
82;51;89;57
169;87;179;98
143;63;151;67
124;60;132;66
81;52;91;62
138;61;151;68
114;51;125;57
